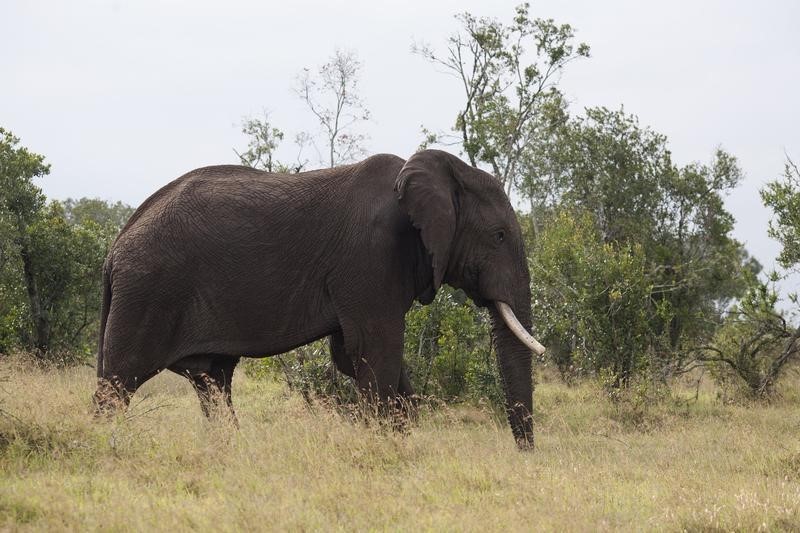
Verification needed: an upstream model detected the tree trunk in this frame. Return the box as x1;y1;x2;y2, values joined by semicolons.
18;238;49;355
528;194;538;242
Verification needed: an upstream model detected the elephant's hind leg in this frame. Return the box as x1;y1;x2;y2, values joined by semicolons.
93;370;158;417
169;355;240;425
93;375;133;417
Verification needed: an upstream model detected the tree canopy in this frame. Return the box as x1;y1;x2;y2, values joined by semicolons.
0;129;132;358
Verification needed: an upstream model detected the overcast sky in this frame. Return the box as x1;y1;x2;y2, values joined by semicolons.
2;0;799;293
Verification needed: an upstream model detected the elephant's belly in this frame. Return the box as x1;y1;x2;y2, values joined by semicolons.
109;245;342;361
176;285;340;358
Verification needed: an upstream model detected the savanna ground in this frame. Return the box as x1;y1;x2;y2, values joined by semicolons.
1;355;799;532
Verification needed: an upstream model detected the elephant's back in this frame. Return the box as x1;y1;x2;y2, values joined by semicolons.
117;165;308;242
116;165;270;239
114;157;405;261
105;165;335;344
108;164;353;286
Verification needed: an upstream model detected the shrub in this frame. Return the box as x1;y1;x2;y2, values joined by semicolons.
529;209;662;387
243;340;358;405
403;287;503;404
700;279;799;398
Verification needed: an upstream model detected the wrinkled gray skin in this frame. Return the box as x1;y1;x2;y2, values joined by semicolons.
94;150;535;449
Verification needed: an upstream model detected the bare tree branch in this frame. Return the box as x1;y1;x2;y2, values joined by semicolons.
296;49;370;168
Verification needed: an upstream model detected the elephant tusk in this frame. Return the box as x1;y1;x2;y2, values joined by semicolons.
495;301;546;356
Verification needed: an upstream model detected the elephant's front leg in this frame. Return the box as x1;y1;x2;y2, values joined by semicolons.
333;325;416;424
355;339;404;407
347;319;406;417
397;363;418;420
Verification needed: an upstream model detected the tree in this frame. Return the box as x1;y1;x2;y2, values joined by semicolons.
0;128;134;358
0;195;130;359
654;149;759;352
23;202;109;358
61;197;134;235
296;49;370;167
0;128;51;354
526;107;673;243
234;112;308;173
0;217;25;353
414;2;589;195
699;279;799;398
717;155;800;397
529;107;756;356
761;157;800;271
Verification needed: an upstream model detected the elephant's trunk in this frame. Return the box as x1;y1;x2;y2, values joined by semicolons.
490;299;537;450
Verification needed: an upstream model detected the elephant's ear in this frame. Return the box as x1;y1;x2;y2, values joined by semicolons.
394;150;460;292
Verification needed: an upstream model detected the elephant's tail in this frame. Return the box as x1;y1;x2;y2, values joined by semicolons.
96;256;112;378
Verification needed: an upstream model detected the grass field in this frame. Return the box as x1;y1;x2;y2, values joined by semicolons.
1;355;799;531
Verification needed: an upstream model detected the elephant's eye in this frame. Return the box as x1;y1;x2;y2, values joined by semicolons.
495;230;505;243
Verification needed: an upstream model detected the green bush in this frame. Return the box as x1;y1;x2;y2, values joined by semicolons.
702;279;799;399
403;287;503;404
0;202;114;361
1;129;136;360
243;340;359;405
529;209;661;387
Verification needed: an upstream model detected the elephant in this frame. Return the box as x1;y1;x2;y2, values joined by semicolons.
93;149;545;449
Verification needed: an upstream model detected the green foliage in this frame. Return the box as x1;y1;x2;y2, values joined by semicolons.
61;198;134;234
528;107;756;357
761;157;800;271
702;279;799;398
3;199;126;360
404;287;503;404
243;341;359;405
415;2;589;191
0;128;49;354
0;128;49;231
529;209;657;386
23;203;110;358
654;150;758;350
526;106;674;243
0;278;25;354
0;126;132;359
276;341;359;405
234;113;298;173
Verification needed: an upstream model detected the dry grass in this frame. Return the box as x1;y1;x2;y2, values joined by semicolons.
1;356;799;532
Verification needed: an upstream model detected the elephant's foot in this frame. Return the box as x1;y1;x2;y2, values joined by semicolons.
352;391;415;436
92;376;131;417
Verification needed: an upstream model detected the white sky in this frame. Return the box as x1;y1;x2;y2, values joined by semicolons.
2;0;799;294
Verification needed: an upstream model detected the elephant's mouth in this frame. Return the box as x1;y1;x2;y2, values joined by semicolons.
495;301;546;356
466;290;488;307
454;268;544;355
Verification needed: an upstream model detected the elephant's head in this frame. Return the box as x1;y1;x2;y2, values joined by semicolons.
395;149;545;449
